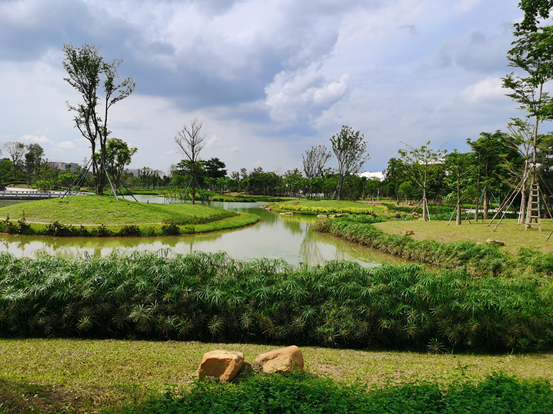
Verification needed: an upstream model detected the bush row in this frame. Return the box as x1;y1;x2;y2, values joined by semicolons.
0;216;190;237
116;372;553;414
1;251;552;352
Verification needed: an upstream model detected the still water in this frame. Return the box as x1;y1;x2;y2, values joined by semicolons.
0;196;408;267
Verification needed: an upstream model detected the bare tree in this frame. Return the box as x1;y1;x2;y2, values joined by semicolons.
302;145;332;179
330;126;370;200
3;141;27;179
174;117;206;204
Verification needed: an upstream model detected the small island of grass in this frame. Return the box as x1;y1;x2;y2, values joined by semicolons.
0;196;259;236
268;199;386;215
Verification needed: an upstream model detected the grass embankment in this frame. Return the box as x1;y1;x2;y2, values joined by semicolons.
0;196;259;236
270;199;386;215
1;251;552;352
1;339;553;413
314;215;553;277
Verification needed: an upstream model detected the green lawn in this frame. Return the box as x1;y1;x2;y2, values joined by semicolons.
271;199;386;215
374;218;553;254
1;338;552;413
0;196;235;226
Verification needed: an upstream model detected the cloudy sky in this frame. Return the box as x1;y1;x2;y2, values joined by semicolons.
0;0;530;175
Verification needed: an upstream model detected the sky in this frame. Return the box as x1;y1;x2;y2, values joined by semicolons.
0;0;532;175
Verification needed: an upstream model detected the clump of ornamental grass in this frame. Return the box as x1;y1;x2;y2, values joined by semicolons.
1;251;553;352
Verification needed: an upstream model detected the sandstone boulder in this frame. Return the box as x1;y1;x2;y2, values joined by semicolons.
285;212;293;215
329;215;337;218
253;345;304;373
198;350;244;382
317;214;327;218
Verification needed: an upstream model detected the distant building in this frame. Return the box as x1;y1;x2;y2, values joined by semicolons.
125;168;142;177
48;161;79;171
358;171;384;181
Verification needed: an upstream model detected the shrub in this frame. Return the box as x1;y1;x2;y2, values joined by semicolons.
96;224;113;237
161;223;180;235
118;225;141;237
118;372;553;414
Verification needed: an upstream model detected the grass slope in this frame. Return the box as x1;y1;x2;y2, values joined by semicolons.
1;338;552;413
0;196;235;225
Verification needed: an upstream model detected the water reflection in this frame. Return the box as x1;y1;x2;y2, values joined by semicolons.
0;198;409;267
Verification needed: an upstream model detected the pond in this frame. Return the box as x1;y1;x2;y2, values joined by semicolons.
0;196;409;267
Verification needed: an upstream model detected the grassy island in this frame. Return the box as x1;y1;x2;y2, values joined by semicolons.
269;199;386;215
0;196;259;236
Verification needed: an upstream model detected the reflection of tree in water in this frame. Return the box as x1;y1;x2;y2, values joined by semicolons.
299;229;324;264
279;215;316;235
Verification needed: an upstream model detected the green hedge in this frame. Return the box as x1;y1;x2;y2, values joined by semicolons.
1;251;553;352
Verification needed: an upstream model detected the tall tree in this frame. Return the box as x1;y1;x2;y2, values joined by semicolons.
302;145;332;179
174;117;206;204
398;141;446;221
444;150;477;225
330;126;369;200
503;23;553;227
63;43;135;196
3;142;27;180
467;132;515;220
205;158;227;180
24;143;45;185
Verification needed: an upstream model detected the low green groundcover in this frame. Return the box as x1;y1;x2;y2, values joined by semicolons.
115;372;553;414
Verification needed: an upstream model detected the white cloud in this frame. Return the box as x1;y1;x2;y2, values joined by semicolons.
252;161;262;166
265;65;352;124
228;146;241;152
460;76;504;103
163;150;176;154
205;134;223;148
20;134;53;144
56;141;76;149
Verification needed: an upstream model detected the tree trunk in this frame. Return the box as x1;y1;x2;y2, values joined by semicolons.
483;189;489;220
456;176;461;225
519;174;528;225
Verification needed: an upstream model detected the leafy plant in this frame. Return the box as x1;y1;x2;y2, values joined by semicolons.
118;225;141;237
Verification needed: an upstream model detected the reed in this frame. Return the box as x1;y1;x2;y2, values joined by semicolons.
1;251;552;352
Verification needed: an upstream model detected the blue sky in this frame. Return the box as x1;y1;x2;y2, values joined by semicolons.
0;0;529;175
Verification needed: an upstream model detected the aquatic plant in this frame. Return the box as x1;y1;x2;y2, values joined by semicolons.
1;251;552;352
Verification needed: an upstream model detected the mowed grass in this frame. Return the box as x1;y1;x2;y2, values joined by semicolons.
1;338;552;413
374;218;553;255
0;196;235;226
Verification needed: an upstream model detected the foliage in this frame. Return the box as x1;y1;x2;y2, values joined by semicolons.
63;43;135;195
330;125;370;200
118;224;141;237
278;204;375;215
116;372;553;414
45;221;88;237
398;141;446;221
302;145;332;179
1;251;553;352
161;223;181;235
